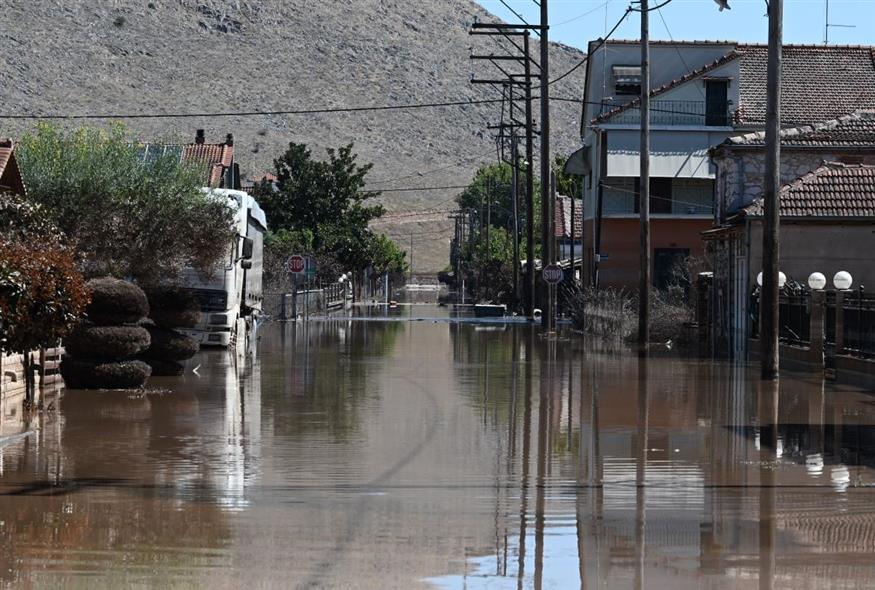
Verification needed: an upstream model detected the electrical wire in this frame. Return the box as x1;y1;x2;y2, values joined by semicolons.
0;98;512;120
552;1;611;27
548;6;634;86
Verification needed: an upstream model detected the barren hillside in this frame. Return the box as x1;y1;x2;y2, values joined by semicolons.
1;0;586;271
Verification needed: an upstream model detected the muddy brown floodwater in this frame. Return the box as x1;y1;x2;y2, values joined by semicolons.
2;305;875;589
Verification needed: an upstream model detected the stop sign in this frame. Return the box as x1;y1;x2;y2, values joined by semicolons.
287;255;305;274
542;264;563;284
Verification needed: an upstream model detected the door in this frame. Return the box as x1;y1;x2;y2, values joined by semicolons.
705;80;729;126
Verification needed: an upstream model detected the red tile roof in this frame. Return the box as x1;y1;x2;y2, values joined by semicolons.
0;139;26;196
723;110;875;148
735;45;875;127
554;195;583;238
182;142;234;187
742;162;875;218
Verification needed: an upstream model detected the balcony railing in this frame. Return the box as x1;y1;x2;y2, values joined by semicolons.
607;99;734;126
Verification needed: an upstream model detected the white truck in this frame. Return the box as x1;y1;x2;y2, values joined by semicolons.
180;189;267;352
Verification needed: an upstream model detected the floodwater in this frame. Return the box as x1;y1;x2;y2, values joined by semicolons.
2;305;875;589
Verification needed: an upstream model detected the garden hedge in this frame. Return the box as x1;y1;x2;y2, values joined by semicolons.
64;324;151;359
60;358;151;389
143;326;199;361
86;277;149;325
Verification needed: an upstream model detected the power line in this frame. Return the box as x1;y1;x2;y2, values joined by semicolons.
367;147;498;186
548;6;633;86
552;1;610;27
0;98;510;120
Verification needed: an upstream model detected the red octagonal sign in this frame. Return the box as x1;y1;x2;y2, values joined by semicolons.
542;264;563;284
287;255;305;274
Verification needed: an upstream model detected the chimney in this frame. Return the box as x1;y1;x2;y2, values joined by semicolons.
225;133;234;146
195;129;205;144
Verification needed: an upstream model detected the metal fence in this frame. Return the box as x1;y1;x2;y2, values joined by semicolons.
779;291;810;346
842;292;875;358
610;99;734;126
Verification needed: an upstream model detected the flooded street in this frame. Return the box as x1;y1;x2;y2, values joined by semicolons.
2;305;875;589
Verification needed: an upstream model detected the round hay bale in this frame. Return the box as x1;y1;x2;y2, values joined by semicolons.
144;327;199;361
61;358;151;390
65;325;151;359
142;358;185;376
144;286;200;312
86;278;148;325
150;307;201;329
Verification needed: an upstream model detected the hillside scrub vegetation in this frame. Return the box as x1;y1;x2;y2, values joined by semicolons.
16;122;235;283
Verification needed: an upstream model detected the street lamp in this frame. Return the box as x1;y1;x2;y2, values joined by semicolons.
833;270;853;290
757;271;786;288
808;272;827;290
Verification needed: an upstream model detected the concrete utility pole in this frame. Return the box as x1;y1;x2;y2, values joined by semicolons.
539;0;555;331
761;0;783;379
637;0;651;349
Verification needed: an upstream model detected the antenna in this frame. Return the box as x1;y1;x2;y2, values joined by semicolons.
824;0;856;44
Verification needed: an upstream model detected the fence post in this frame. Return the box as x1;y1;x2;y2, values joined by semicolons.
809;290;825;367
835;290;846;355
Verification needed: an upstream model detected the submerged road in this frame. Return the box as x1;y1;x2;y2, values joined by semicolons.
1;305;875;588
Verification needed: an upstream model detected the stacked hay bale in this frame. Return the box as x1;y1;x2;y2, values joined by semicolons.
61;278;152;389
140;287;201;376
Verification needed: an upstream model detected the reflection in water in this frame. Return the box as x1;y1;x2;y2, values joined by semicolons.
2;309;875;588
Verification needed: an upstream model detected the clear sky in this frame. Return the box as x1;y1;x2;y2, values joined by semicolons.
475;0;874;50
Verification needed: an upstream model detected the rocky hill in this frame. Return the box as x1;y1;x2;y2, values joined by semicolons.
1;0;586;271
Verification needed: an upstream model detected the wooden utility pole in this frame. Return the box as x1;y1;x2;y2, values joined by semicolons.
761;0;783;379
539;0;554;331
524;32;536;319
511;136;521;310
637;0;651;349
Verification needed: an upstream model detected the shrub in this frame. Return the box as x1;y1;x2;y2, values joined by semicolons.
86;277;149;325
141;358;185;377
64;325;150;359
0;243;90;353
143;286;201;328
60;358;151;389
143;326;199;361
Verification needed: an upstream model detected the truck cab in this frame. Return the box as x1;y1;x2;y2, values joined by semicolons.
180;189;267;350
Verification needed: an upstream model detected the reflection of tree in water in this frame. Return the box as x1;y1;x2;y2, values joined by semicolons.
0;390;233;585
260;320;403;441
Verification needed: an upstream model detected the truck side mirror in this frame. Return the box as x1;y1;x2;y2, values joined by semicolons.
241;259;253;270
241;236;254;260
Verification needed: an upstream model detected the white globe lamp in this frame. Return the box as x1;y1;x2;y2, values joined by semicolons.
808;272;827;290
833;271;853;290
778;271;787;288
757;272;763;287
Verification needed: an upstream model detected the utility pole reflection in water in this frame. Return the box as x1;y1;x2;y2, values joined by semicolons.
634;355;650;590
533;335;553;590
758;380;779;590
516;326;535;590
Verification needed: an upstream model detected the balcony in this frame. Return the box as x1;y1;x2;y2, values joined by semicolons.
607;99;734;127
602;177;714;216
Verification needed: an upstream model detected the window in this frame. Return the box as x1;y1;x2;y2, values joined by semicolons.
613;65;641;96
633;177;673;214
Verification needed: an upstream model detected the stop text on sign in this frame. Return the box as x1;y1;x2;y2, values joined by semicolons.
542;264;563;284
287;255;305;274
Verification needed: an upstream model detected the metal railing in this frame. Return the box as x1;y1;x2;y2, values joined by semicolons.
778;291;810;346
609;99;734;126
842;291;875;358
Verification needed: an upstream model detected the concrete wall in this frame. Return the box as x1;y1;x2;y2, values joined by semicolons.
585;217;711;289
747;221;875;289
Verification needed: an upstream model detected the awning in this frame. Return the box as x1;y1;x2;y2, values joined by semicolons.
563;145;591;176
606;130;717;179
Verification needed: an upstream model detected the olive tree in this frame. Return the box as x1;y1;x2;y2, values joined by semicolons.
16;122;235;283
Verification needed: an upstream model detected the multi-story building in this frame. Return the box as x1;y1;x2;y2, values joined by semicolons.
574;41;875;290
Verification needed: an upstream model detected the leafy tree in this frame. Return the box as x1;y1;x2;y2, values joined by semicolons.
255;142;405;285
16;122;235;283
552;154;578;197
0;194;89;353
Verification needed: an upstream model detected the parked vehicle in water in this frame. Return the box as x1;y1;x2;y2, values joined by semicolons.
178;189;267;352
